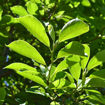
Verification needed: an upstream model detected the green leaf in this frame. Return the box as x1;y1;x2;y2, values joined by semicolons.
87;78;105;88
0;7;3;21
86;90;105;104
89;69;105;80
7;40;46;65
5;62;39;75
17;70;47;87
31;0;41;3
50;101;60;105
0;87;6;105
52;78;66;89
5;63;47;87
48;24;55;42
10;5;28;16
26;86;50;97
81;44;90;70
57;41;85;59
26;1;38;15
65;72;74;83
69;63;81;81
54;55;80;75
87;50;105;71
50;55;80;81
81;0;91;7
18;15;50;47
59;18;89;42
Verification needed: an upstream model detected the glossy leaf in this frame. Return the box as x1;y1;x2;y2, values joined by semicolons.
10;5;28;16
59;18;89;42
48;24;55;42
57;41;85;58
87;50;105;71
18;15;50;47
81;44;90;70
5;62;39;75
26;1;38;15
6;40;46;65
0;87;6;105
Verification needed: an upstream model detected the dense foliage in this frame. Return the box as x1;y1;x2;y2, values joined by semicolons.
1;0;105;105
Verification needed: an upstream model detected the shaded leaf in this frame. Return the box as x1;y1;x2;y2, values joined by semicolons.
7;40;46;65
87;78;105;88
0;87;6;105
89;69;105;80
57;41;85;58
59;18;89;42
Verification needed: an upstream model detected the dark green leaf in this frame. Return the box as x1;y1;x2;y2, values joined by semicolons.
89;69;105;80
0;87;6;105
57;41;85;58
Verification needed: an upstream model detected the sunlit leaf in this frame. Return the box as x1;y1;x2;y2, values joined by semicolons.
18;15;50;47
5;63;47;87
87;50;105;71
65;72;74;83
69;63;81;81
5;62;39;75
48;24;55;42
0;6;3;21
10;5;28;16
26;1;38;15
81;44;90;70
59;18;89;42
6;40;46;65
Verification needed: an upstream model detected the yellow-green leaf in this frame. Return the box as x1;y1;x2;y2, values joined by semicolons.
18;15;50;47
7;40;46;65
59;18;89;42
